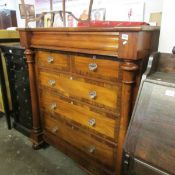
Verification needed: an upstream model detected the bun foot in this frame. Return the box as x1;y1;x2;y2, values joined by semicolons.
32;141;44;150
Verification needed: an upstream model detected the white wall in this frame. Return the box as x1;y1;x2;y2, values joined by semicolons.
158;0;175;53
144;0;163;22
0;0;17;9
36;0;163;22
0;0;163;28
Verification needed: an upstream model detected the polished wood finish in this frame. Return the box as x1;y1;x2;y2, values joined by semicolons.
40;90;118;140
116;62;138;173
19;27;159;175
39;71;118;112
72;55;119;82
31;31;119;55
36;51;70;71
24;49;43;149
19;26;159;58
44;114;115;168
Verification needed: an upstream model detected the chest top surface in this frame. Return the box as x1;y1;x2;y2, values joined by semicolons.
18;26;159;60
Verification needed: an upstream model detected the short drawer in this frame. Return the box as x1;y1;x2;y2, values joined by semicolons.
36;51;70;71
40;90;119;140
39;71;118;112
73;55;119;82
43;114;116;168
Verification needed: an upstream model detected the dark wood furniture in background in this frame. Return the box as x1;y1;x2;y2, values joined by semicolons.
0;9;17;29
123;52;175;175
19;26;159;175
0;44;32;136
0;30;19;128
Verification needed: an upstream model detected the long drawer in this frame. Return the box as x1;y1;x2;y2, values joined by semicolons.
40;90;119;140
36;51;70;72
72;55;119;82
43;114;116;168
31;31;120;56
39;71;118;112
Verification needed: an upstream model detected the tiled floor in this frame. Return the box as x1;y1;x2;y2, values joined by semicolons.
0;116;87;175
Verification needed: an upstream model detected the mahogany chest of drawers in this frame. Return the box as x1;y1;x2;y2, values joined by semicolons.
19;27;159;175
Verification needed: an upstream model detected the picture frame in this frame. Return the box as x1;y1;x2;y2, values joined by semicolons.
19;4;35;19
91;8;106;21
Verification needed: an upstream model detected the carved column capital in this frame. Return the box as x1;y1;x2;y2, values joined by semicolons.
24;49;35;64
24;49;33;55
121;61;138;84
121;61;138;71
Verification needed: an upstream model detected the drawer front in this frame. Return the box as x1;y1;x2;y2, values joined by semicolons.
40;90;118;139
31;32;119;56
73;55;119;82
39;71;118;112
43;114;115;167
36;51;70;71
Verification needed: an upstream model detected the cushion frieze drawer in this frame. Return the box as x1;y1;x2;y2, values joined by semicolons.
40;90;119;140
72;55;120;82
31;31;119;56
43;114;116;168
39;71;118;113
36;51;70;72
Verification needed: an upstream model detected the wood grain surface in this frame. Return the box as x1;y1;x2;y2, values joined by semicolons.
39;71;118;112
19;27;160;175
40;90;119;140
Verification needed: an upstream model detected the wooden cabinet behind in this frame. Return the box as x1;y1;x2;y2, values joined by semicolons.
0;9;17;29
19;27;159;175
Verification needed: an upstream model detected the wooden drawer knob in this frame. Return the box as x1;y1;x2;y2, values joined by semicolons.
88;119;96;127
48;80;56;86
50;103;57;110
88;146;96;154
89;91;97;99
89;63;97;71
47;56;54;64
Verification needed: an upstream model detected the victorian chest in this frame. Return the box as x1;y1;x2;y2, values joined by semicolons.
19;27;159;175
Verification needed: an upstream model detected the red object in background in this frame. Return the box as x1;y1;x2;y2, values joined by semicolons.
78;21;149;27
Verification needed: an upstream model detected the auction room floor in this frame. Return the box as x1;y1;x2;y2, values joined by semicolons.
0;116;87;175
